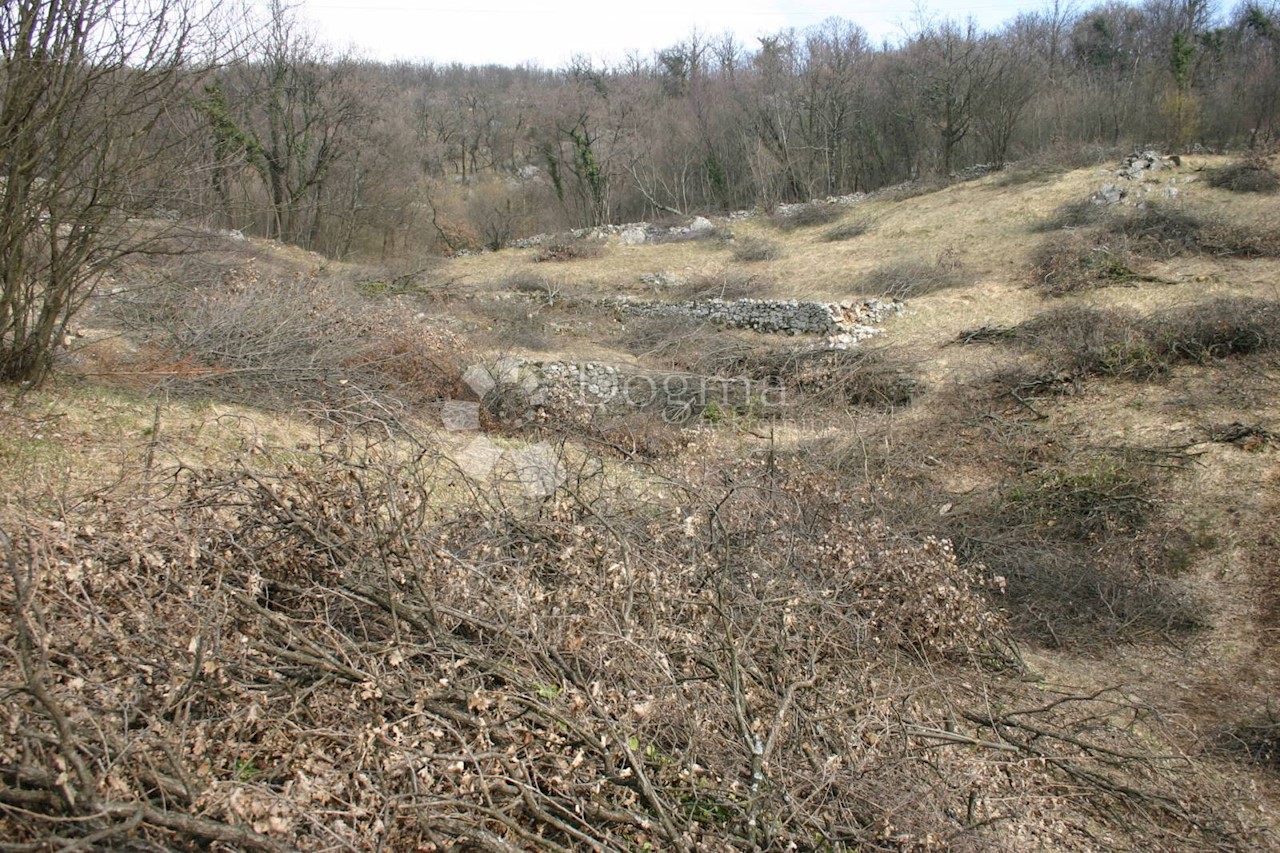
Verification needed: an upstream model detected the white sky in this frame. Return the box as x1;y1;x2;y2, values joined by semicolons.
292;0;1045;67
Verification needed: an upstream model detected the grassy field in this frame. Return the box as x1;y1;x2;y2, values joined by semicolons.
3;153;1280;850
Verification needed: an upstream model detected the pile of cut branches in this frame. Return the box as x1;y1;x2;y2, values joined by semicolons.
0;436;1257;849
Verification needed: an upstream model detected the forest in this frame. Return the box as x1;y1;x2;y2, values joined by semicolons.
129;0;1280;258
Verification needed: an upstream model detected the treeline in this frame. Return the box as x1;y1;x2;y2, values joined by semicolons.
147;0;1280;257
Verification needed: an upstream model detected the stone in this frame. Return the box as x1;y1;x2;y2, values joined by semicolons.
621;226;648;245
639;272;683;288
689;216;714;232
1094;183;1126;205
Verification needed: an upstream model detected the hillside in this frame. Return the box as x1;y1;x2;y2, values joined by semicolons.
2;152;1280;850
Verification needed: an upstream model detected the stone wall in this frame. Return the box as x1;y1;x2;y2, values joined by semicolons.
465;357;778;424
614;296;903;338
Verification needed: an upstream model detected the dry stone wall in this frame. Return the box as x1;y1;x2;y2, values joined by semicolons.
614;296;903;341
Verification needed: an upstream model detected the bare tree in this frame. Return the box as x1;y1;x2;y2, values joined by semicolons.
973;35;1038;168
199;0;368;248
0;0;224;383
905;20;995;176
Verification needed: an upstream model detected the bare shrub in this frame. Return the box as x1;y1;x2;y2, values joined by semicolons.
345;319;473;403
1216;709;1280;770
1030;204;1280;296
1207;151;1280;194
732;237;783;262
469;297;554;352
1030;231;1142;296
1032;197;1113;232
995;164;1070;186
878;176;951;200
770;203;844;231
101;263;470;422
0;437;1248;849
0;407;1259;850
996;145;1117;187
1013;305;1169;381
1155;297;1280;362
823;219;872;242
673;271;769;301
1108;203;1280;259
593;410;688;459
989;300;1280;396
534;234;605;262
616;314;707;358
738;346;920;410
944;452;1206;646
498;271;555;295
857;251;975;299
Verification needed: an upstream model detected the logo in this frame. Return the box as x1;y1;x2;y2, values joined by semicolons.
441;357;788;495
440;360;563;499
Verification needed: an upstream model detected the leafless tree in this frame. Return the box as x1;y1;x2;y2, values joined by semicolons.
0;0;227;384
199;0;369;248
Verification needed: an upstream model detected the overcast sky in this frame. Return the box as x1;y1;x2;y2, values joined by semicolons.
294;0;1042;67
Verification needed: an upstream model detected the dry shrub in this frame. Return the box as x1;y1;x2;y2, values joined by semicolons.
805;386;1210;649
592;410;689;459
996;145;1117;187
1108;203;1280;259
823;219;872;242
468;297;554;352
648;224;733;244
614;315;759;384
737;346;920;410
1216;709;1280;771
534;234;605;262
858;254;975;299
770;203;844;231
878;175;951;200
995;164;1070;187
731;236;783;262
0;437;1251;849
945;452;1206;646
815;524;999;659
1030;231;1142;296
982;300;1280;397
1031;204;1280;295
345;318;472;403
1031;197;1113;232
1012;305;1168;381
101;261;470;423
1207;151;1280;193
672;271;769;301
1156;296;1280;361
499;271;555;295
616;313;707;359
